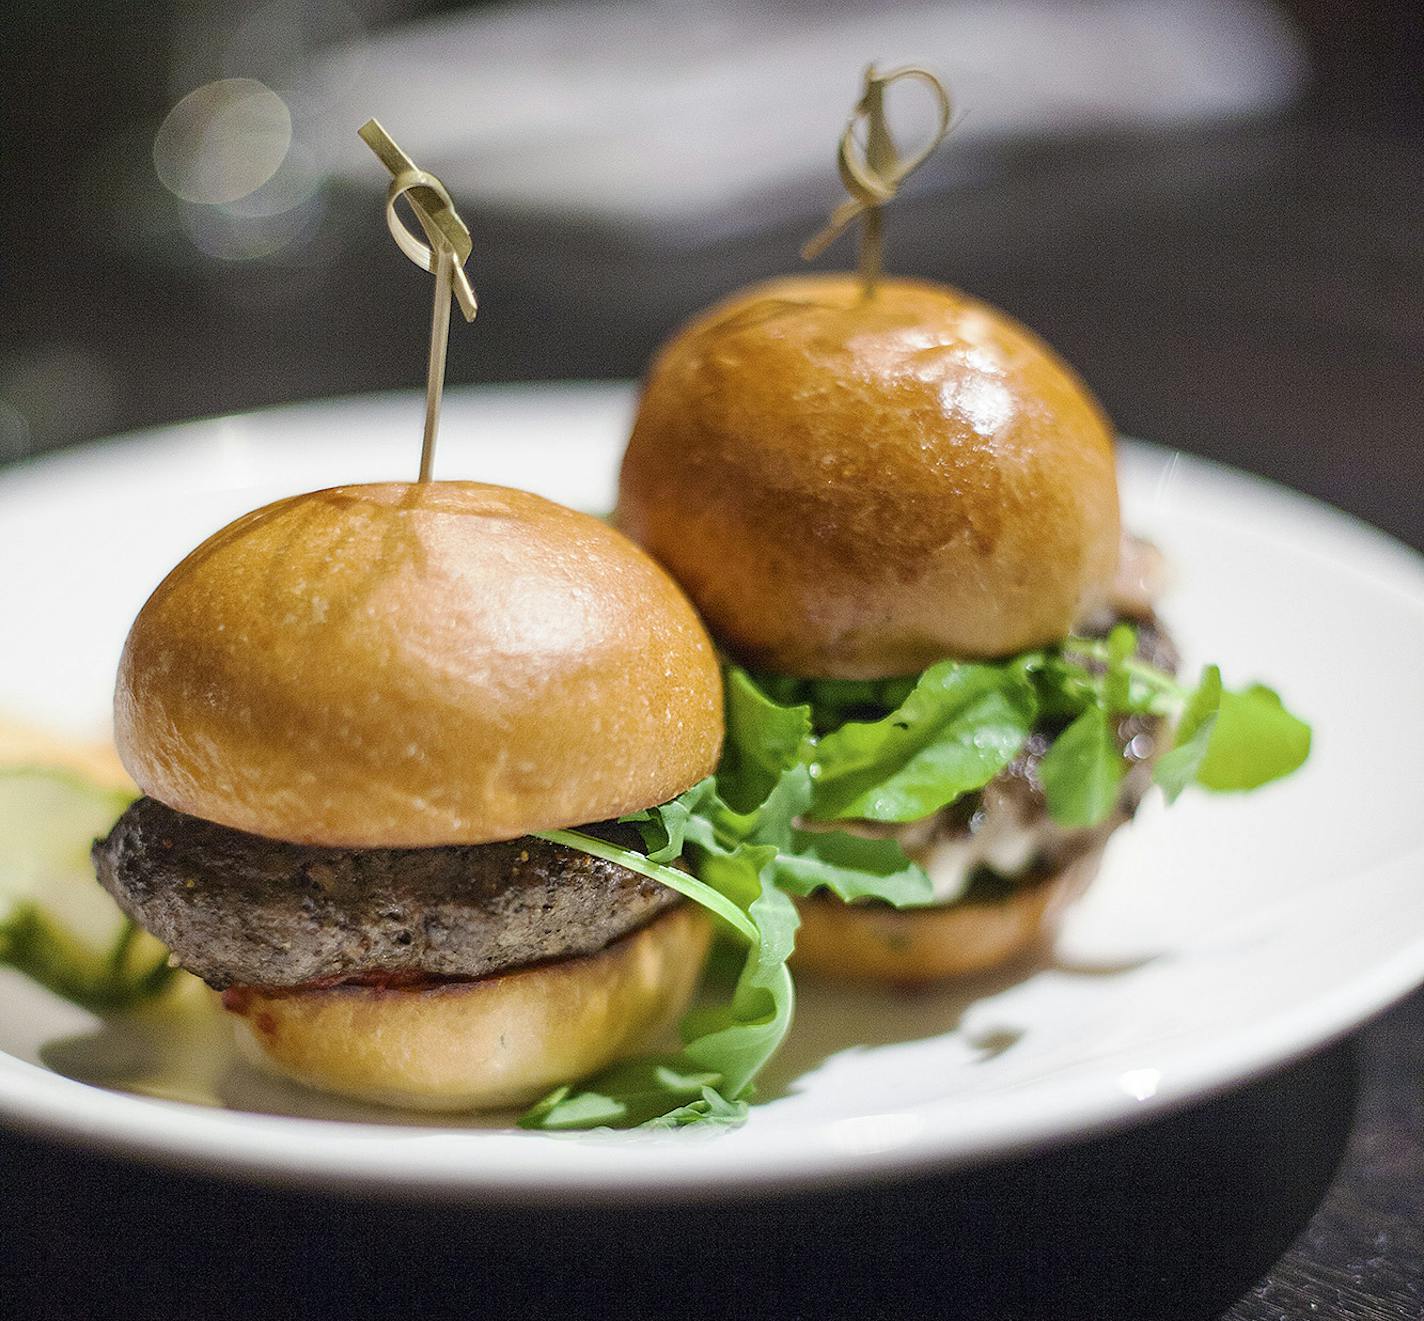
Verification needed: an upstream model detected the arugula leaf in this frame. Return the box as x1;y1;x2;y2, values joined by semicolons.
644;1085;750;1129
716;669;812;813
1052;640;1310;800
536;819;756;943
533;744;926;1128
1038;706;1126;828
753;673;918;735
520;1060;733;1130
1196;683;1312;791
720;638;1310;914
523;780;799;1129
807;660;1036;822
1154;664;1223;802
1019;651;1101;720
620;787;700;863
1104;623;1137;713
771;829;931;906
679;851;797;1096
715;759;929;905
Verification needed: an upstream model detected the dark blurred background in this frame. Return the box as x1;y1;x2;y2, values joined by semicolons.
2;3;1422;1318
1;0;1420;544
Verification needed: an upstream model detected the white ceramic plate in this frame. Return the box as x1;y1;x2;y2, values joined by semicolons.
1;382;1421;1200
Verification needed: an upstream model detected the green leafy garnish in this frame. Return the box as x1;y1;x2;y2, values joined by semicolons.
769;826;931;906
1153;664;1223;802
676;843;796;1097
0;908;175;1012
1037;706;1125;827
520;1060;747;1130
0;767;176;1011
807;660;1036;823
530;627;1309;1129
725;761;932;907
727;629;1310;844
717;668;812;813
528;755;953;1128
535;819;756;943
523;777;798;1130
752;673;918;734
1194;684;1313;791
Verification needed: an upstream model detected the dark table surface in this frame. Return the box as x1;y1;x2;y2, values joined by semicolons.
2;7;1422;1315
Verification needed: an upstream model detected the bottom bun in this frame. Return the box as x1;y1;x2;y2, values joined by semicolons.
226;905;711;1112
791;852;1102;986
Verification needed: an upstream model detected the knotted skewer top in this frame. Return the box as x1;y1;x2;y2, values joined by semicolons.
802;65;952;297
360;118;477;322
359;119;476;481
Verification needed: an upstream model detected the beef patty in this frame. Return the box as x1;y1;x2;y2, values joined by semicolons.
93;799;678;991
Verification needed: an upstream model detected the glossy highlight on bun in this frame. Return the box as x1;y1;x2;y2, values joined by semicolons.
618;273;1121;679
116;481;724;847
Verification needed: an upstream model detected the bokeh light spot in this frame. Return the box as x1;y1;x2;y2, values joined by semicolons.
153;78;292;205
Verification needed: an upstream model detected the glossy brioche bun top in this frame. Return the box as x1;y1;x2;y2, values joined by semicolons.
115;482;723;847
617;273;1121;679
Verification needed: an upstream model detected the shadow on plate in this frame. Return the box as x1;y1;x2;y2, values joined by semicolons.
754;946;1047;1100
38;1011;523;1129
757;938;1162;1100
37;936;1166;1122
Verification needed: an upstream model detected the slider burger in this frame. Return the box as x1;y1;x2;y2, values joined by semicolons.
617;273;1176;984
93;481;722;1109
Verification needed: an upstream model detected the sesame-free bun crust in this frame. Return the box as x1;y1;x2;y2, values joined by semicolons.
618;274;1121;678
790;852;1100;986
116;482;722;847
227;905;711;1111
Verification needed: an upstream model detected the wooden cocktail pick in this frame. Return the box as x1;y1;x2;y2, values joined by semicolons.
359;118;477;482
802;66;952;298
